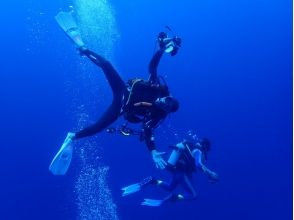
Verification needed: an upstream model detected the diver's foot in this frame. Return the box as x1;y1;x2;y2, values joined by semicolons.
78;46;88;55
163;193;183;203
63;132;75;147
67;132;75;138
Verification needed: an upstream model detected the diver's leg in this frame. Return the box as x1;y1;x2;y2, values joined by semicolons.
140;174;179;207
142;176;182;207
50;97;121;174
73;49;127;139
81;48;126;95
158;174;197;204
156;172;180;192
74;100;121;139
178;174;197;200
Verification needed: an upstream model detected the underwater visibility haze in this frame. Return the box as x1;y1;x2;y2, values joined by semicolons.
0;0;292;219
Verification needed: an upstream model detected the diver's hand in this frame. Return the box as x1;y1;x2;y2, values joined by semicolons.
208;171;219;183
151;150;167;169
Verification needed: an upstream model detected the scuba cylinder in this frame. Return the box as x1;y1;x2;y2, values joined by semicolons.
167;142;186;166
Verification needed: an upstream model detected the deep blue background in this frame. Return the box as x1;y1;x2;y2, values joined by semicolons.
0;0;292;219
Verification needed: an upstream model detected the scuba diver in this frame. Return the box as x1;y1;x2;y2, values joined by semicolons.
121;133;219;207
49;11;181;175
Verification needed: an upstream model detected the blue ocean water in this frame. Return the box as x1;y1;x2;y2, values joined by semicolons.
0;0;292;219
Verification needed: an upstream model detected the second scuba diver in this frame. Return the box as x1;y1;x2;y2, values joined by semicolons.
121;132;219;206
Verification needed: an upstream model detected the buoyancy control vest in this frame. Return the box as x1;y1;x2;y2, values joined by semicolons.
167;141;199;172
123;78;169;122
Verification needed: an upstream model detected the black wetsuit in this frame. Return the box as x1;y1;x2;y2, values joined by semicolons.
74;48;171;151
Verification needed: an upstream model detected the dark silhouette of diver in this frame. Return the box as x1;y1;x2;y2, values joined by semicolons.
122;133;219;206
49;28;181;175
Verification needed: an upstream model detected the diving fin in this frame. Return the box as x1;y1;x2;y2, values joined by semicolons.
141;199;163;207
49;133;74;175
121;183;141;197
55;11;85;47
141;193;181;206
121;176;155;197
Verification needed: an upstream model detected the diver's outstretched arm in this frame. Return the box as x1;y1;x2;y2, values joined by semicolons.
148;32;181;84
143;120;167;169
148;49;165;84
194;150;219;182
